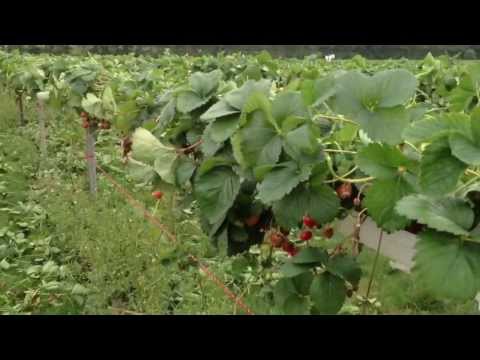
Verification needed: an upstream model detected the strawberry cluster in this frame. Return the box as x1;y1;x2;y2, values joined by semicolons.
80;112;111;131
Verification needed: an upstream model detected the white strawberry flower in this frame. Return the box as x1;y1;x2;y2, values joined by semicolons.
325;54;336;62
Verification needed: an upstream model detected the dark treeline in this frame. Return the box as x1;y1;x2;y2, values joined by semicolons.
1;45;478;59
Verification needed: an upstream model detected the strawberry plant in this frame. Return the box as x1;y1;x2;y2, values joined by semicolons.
125;63;480;314
2;49;480;315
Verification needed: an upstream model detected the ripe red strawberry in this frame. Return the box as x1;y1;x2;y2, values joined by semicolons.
152;191;164;200
270;232;285;248
300;230;313;242
245;215;260;228
82;120;90;129
303;215;318;228
282;241;299;257
323;227;334;239
336;183;352;200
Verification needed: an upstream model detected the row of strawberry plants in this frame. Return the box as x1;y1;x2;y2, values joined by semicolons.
125;63;480;314
2;49;479;314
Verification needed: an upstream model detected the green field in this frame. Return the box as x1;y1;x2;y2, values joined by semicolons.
1;50;480;315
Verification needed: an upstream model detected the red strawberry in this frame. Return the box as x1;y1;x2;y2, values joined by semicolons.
323;227;334;239
303;215;318;228
245;215;260;228
82;120;90;129
270;232;285;248
336;183;352;200
300;231;313;242
152;191;164;200
282;241;299;257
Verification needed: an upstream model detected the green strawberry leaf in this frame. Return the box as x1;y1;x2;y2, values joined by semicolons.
257;162;312;204
364;177;414;233
310;272;346;315
200;100;239;121
273;181;340;229
402;113;471;144
194;166;240;225
449;133;480;166
154;151;178;185
396;194;474;236
224;79;271;110
291;247;329;266
419;137;467;196
356;143;415;179
177;91;210;114
326;255;362;287
209;114;241;143
280;262;312;278
231;110;282;169
174;157;196;187
190;70;222;98
413;230;480;300
271;91;308;127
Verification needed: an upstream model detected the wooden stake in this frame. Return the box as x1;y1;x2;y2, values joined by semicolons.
16;91;25;126
37;99;48;166
85;126;97;196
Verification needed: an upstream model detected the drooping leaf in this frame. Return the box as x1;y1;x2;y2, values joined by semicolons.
257;162;312;204
356;143;415;179
198;156;235;177
194;167;240;225
177;91;210;114
364;177;414;233
209;114;241;143
449;133;480;166
280;262;312;278
154;150;178;185
116;100;139;132
310;272;346;315
333;70;417;145
283;124;323;165
201;123;224;157
372;69;418;108
419;137;467;196
326;255;362;287
355;106;410;145
131;128;173;164
273;182;340;229
396;194;474;236
272;91;308;126
413;230;480;300
224;79;271;110
273;278;310;315
126;158;156;183
190;70;222;98
292;272;314;296
291;247;328;266
232;110;282;169
154;98;176;134
175;157;196;186
402;113;471;144
200;100;240;121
